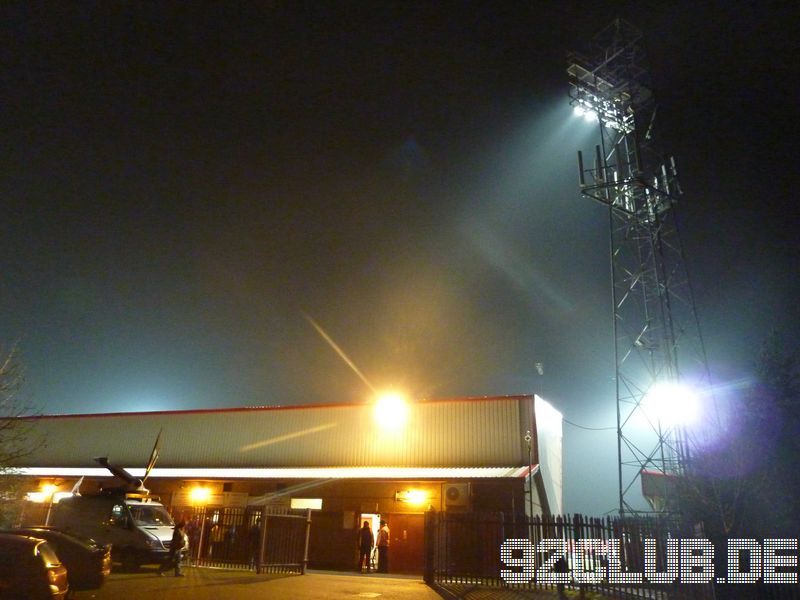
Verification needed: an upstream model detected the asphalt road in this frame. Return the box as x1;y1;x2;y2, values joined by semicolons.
71;567;444;600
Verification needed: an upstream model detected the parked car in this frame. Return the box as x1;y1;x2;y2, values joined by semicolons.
2;528;110;591
0;533;69;599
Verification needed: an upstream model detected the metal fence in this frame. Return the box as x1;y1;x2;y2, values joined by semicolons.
425;512;744;600
175;505;311;574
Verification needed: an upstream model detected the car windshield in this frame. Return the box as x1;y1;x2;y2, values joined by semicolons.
128;505;174;527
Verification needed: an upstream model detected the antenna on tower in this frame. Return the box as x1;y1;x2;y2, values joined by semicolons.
567;19;713;516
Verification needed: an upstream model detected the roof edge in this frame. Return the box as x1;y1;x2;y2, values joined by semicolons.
16;394;534;420
15;465;535;479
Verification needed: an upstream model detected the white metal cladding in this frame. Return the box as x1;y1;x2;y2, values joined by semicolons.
18;396;530;469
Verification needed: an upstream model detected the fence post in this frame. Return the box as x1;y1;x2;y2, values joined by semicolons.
301;508;312;574
257;506;267;574
573;513;586;600
424;509;436;584
197;509;207;566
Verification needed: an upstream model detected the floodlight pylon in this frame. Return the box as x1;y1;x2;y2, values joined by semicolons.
567;19;712;515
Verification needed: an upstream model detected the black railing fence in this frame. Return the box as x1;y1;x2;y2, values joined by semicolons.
425;512;799;600
174;505;310;574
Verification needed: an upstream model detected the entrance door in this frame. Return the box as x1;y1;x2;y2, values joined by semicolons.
358;513;381;570
385;513;424;574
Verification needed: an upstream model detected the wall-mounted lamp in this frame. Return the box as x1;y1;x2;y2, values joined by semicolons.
189;486;211;505
395;489;427;505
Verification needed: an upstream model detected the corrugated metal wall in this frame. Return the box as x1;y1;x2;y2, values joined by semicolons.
18;396;531;469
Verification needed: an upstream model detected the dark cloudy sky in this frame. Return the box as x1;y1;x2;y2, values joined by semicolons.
2;2;798;515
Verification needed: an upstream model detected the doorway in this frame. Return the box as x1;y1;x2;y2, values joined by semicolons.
358;513;381;571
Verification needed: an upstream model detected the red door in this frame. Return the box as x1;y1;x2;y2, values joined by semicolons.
386;513;425;574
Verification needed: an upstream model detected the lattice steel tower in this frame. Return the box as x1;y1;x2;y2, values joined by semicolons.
567;20;711;515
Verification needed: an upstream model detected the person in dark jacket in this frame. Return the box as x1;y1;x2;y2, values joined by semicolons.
159;520;188;576
357;521;374;572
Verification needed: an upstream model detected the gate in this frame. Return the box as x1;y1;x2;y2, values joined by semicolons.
176;505;311;573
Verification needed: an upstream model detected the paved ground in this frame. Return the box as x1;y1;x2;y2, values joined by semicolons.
71;566;444;600
435;583;598;599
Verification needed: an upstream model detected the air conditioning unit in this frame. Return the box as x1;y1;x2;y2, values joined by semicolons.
442;483;470;508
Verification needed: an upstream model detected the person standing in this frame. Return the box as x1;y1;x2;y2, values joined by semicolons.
159;520;188;577
185;518;200;566
376;519;390;573
249;517;261;569
209;521;225;558
357;521;374;572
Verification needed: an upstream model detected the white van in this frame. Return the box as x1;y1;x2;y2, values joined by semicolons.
51;492;174;570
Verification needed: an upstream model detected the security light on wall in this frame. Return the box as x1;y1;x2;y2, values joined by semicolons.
395;489;427;505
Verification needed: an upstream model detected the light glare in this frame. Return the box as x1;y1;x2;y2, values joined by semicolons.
406;489;427;504
643;382;699;427
189;486;211;504
374;391;409;430
396;489;427;504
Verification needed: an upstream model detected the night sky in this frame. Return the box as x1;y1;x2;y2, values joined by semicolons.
3;2;798;515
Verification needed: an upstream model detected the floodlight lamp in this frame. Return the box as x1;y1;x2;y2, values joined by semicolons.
374;390;409;430
643;382;699;427
573;105;586;117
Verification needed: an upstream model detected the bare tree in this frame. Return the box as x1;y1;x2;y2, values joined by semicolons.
681;332;800;537
679;417;770;536
0;345;40;526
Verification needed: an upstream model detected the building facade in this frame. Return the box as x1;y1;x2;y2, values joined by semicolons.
12;394;562;573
